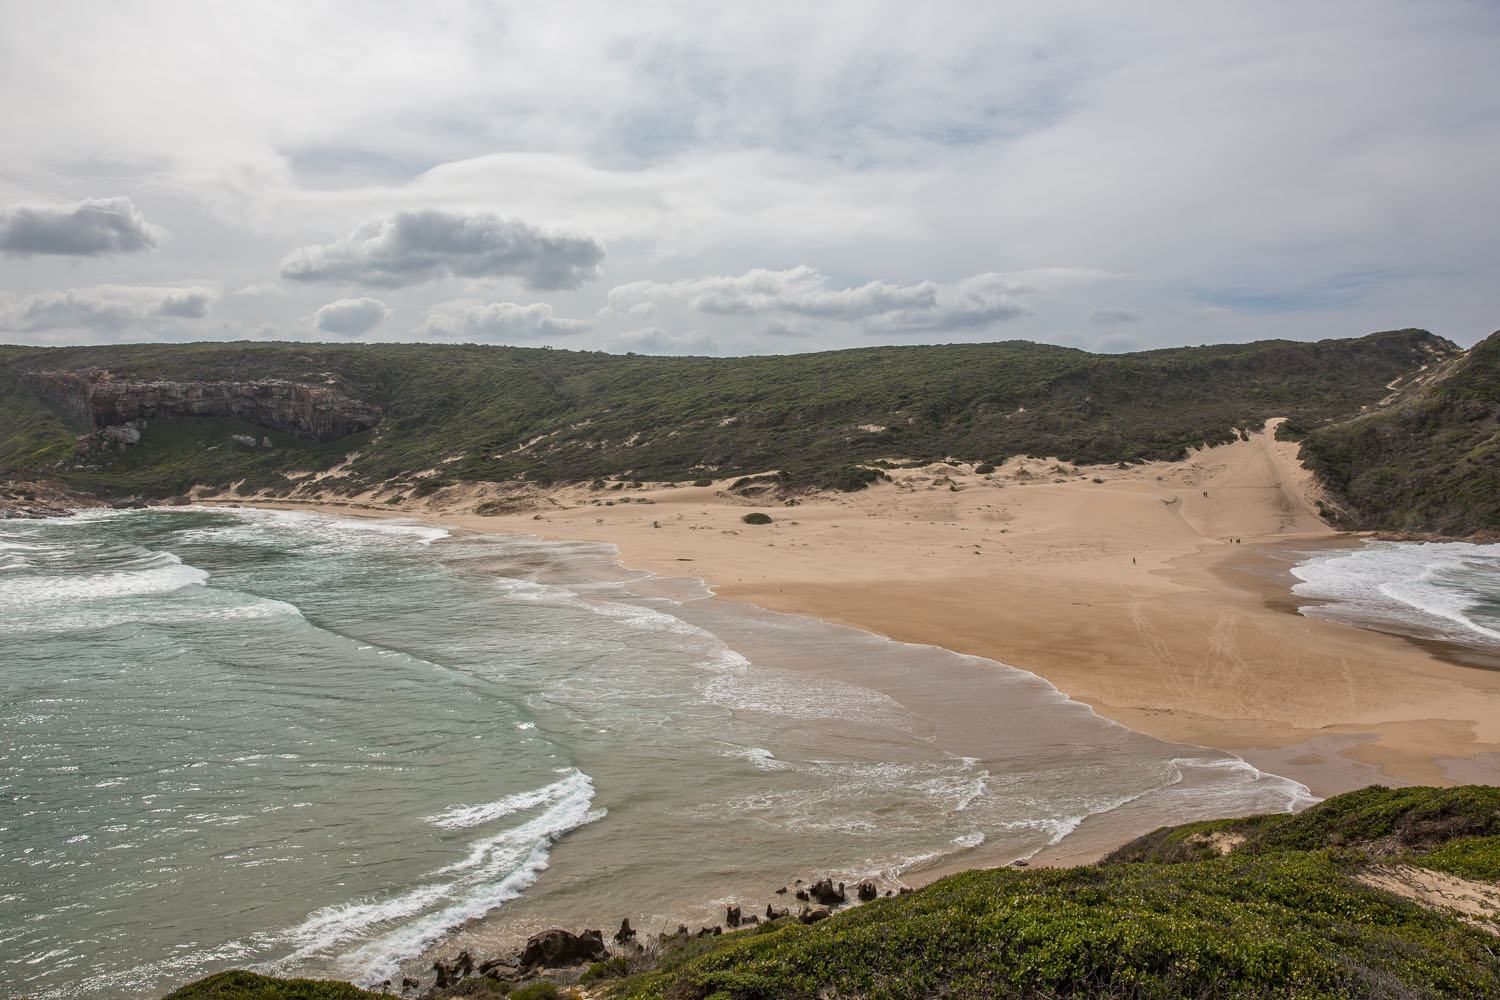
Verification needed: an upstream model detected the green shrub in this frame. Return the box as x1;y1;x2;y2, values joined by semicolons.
1415;835;1500;882
975;463;996;474
740;512;772;525
162;970;383;999
508;983;559;1000
691;478;713;487
581;955;631;983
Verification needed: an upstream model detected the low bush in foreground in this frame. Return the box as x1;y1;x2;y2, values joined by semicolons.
162;970;384;999
608;850;1500;999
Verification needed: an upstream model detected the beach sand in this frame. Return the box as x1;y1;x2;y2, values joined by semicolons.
227;419;1500;810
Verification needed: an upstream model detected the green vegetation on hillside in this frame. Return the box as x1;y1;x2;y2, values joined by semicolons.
0;329;1454;500
1295;329;1500;535
166;786;1500;1000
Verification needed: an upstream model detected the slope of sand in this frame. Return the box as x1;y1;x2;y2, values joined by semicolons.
230;420;1500;796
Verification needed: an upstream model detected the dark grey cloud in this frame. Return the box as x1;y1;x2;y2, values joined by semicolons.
313;296;390;335
280;210;605;290
417;301;588;341
0;197;157;256
1090;308;1141;326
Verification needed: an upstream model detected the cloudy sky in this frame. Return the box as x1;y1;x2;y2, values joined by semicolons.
1;1;1496;355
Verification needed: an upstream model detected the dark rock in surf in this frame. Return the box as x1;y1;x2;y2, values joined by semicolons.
614;917;637;944
519;928;606;970
857;879;878;902
811;878;846;907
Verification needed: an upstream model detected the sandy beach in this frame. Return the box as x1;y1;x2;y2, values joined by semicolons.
227;420;1500;804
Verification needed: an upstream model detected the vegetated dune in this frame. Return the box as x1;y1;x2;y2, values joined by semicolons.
1294;328;1500;536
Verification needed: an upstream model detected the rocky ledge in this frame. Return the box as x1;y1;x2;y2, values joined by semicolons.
26;369;382;442
0;479;102;519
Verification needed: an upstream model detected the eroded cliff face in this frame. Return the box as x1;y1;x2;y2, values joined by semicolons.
27;370;381;442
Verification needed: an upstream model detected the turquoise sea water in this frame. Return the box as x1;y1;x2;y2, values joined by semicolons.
2;508;1314;998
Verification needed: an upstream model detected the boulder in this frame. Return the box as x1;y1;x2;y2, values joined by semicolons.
798;906;832;925
811;878;846;907
613;917;637;944
725;904;741;928
519;928;607;970
857;880;878;902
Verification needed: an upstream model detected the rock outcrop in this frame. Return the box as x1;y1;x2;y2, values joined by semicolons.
27;369;381;442
518;928;607;970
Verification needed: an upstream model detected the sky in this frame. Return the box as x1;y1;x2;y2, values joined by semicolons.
1;1;1497;356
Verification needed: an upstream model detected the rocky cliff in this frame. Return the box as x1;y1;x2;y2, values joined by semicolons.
27;370;381;442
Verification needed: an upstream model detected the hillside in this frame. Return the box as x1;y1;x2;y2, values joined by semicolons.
0;329;1456;502
1293;329;1500;536
162;785;1500;1000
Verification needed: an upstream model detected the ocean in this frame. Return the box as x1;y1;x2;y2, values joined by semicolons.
2;507;1314;998
1290;540;1500;656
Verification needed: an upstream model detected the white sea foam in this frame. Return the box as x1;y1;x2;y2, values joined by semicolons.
0;551;208;611
337;783;603;984
272;768;598;975
1291;540;1500;646
423;769;590;830
717;745;792;771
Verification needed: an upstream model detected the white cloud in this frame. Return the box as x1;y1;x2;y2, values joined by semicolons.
279;210;605;290
602;266;1100;334
0;197;158;256
0;284;216;334
0;4;1496;351
312;296;390;336
417;300;589;342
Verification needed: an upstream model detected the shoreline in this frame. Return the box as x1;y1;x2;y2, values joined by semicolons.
21;418;1500;994
192;421;1500;799
178;499;1321;988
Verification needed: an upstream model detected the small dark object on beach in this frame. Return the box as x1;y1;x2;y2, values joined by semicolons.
857;879;878;902
799;906;832;924
795;889;809;901
613;917;636;944
401;976;418;993
1013;859;1030;867
775;885;787;894
726;904;741;927
741;512;773;525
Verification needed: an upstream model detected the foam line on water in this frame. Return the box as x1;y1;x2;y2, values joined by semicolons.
272;769;601;983
423;769;590;830
0;551;208;610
